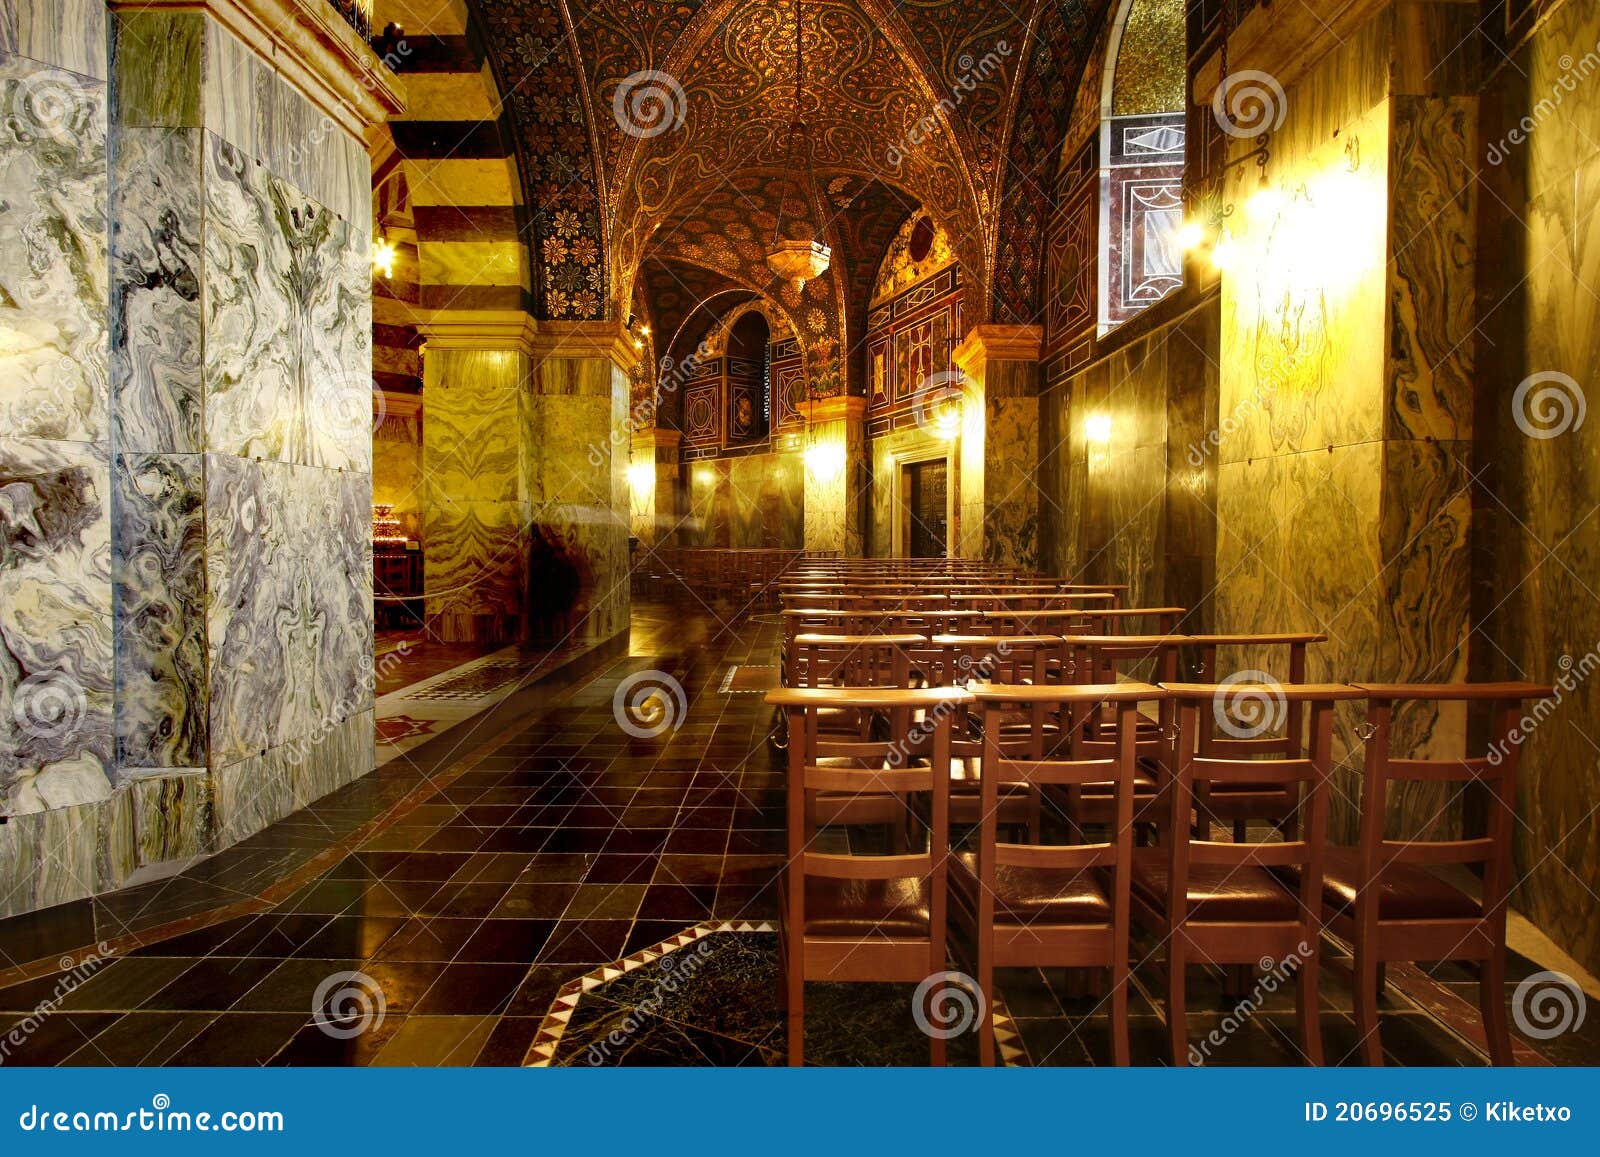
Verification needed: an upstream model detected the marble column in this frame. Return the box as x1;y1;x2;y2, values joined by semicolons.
417;312;535;645
1209;2;1476;837
630;428;681;547
798;397;868;557
0;0;401;916
527;322;637;644
954;325;1044;570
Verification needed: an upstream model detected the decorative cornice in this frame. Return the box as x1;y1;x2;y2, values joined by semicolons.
417;310;539;353
954;324;1044;372
1191;0;1386;102
110;0;406;138
532;321;644;374
797;396;869;425
378;390;422;420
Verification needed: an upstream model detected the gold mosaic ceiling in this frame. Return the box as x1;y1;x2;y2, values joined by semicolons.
473;0;1117;326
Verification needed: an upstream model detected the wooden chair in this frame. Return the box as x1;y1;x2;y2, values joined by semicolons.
951;682;1161;1065
1136;681;1363;1065
1330;682;1553;1066
767;685;970;1065
1187;633;1327;841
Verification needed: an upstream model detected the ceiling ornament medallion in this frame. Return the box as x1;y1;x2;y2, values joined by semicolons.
765;0;832;292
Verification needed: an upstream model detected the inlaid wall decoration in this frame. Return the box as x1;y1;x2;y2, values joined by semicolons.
1102;112;1186;327
864;246;962;420
684;380;721;447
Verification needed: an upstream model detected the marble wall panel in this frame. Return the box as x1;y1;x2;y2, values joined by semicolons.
111;127;203;454
0;0;106;78
984;392;1040;570
0;53;108;444
1473;0;1600;976
205;455;371;768
0;438;114;816
124;767;213;872
113;452;207;770
203;134;371;473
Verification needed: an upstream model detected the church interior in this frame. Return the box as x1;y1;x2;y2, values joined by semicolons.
2;0;1600;1067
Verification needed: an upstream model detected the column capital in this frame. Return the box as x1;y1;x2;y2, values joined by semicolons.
417;310;539;353
953;324;1044;373
631;428;681;453
532;320;644;374
110;0;406;136
796;395;868;426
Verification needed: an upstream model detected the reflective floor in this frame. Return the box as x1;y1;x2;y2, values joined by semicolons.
1;603;1597;1066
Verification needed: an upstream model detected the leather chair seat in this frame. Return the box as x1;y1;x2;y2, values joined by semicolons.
1132;852;1298;921
800;875;931;938
950;853;1110;925
1289;847;1480;921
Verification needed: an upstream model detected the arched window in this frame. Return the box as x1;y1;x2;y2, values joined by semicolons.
725;311;771;445
1098;0;1187;332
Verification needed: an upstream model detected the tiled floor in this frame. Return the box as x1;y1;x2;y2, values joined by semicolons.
2;602;1597;1066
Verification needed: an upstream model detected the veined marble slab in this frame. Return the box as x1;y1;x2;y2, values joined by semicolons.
204;455;372;767
111;127;203;454
0;53;108;443
0;438;114;818
0;0;106;79
203;134;372;472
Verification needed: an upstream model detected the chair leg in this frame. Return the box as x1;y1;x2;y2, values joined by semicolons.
1168;947;1189;1066
1297;953;1324;1066
1480;949;1514;1066
978;955;996;1067
1110;961;1131;1066
1354;949;1384;1066
785;951;805;1067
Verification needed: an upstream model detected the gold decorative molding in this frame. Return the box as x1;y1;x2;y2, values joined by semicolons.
532;321;644;374
796;396;868;425
631;429;681;453
378;389;422;420
954;324;1044;373
417;310;538;352
110;0;406;138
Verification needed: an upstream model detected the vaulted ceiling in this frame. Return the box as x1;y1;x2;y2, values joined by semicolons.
467;0;1112;343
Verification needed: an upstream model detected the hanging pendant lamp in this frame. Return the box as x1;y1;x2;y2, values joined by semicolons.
765;0;831;292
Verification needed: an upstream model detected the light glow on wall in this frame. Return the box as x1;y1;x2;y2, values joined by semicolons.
805;439;846;481
626;462;654;495
1085;413;1113;443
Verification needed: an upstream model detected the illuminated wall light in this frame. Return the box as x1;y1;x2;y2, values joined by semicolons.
1085;413;1113;444
372;235;396;279
1176;220;1207;252
1210;232;1238;273
626;462;654;494
805;440;846;481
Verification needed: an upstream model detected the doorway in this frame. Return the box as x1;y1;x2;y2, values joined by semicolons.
900;459;949;558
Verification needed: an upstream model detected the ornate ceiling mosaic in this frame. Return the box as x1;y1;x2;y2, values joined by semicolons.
472;0;1119;334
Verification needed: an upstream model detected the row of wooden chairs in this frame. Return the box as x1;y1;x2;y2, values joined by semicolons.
767;678;1551;1067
